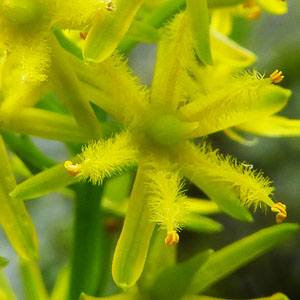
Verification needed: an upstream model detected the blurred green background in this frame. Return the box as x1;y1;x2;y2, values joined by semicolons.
1;0;300;298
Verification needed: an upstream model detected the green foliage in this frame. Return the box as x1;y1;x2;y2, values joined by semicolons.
0;1;298;300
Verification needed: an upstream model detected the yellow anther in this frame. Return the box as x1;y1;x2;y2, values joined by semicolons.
270;70;284;83
64;160;82;176
165;230;179;246
106;0;116;11
271;202;287;223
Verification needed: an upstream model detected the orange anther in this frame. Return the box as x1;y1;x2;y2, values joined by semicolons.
80;32;88;40
165;230;179;246
246;6;262;20
244;0;256;8
64;160;82;176
270;70;284;83
243;1;261;20
271;202;287;223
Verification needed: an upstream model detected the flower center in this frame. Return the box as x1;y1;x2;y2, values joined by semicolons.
145;113;197;147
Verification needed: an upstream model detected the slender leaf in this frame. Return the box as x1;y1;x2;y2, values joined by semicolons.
80;287;146;300
138;230;176;292
0;271;17;300
188;198;221;215
127;20;160;43
19;260;49;300
183;292;289;300
0;136;38;260
148;250;213;300
50;265;69;300
10;161;77;200
1;131;56;174
189;223;299;294
183;214;224;233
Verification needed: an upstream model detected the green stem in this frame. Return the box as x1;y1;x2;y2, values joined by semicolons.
68;182;109;300
49;35;102;139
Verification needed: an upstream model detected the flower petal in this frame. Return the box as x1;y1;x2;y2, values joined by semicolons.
176;142;277;221
112;161;155;289
84;0;144;62
179;76;291;137
236;115;300;137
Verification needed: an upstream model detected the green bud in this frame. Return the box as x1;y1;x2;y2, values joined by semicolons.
146;114;198;147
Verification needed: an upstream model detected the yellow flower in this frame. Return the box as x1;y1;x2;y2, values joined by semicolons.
63;10;290;289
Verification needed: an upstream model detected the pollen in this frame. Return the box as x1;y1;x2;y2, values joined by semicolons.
270;70;284;83
165;230;179;246
64;160;82;176
271;202;287;223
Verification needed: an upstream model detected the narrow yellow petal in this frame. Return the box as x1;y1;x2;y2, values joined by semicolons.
176;142;276;220
151;12;195;111
211;10;233;35
145;156;187;241
224;128;258;146
77;132;138;185
236;115;300;137
84;0;144;62
257;0;287;14
179;73;291;137
211;30;257;67
112;162;155;289
0;108;89;142
51;0;106;30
